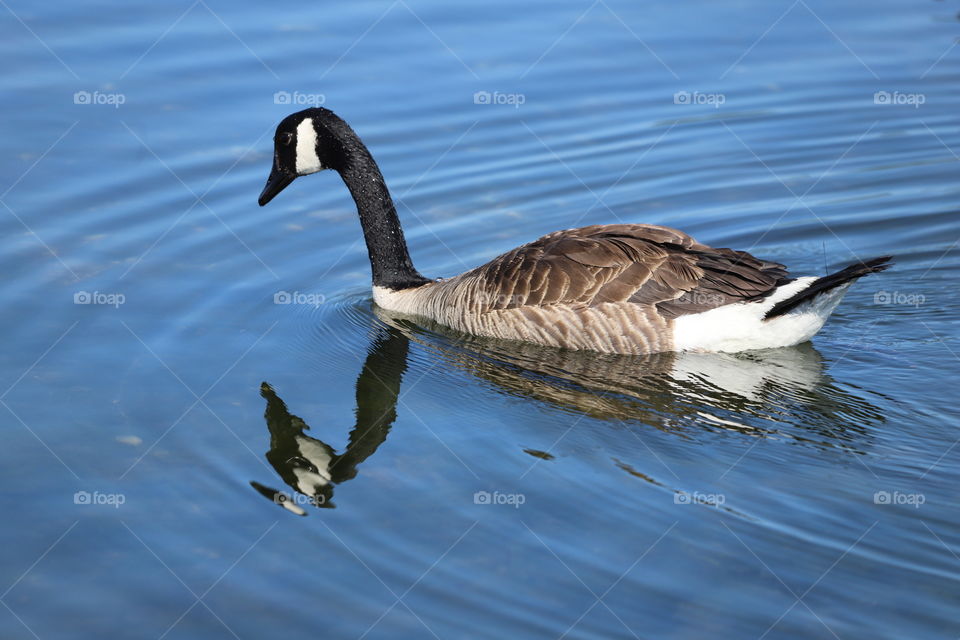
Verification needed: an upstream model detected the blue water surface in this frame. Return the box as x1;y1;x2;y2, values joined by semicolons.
1;1;958;638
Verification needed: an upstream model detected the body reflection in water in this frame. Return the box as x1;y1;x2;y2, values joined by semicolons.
252;304;886;514
251;326;409;514
374;307;885;446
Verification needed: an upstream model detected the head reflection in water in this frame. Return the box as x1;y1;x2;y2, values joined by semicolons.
250;327;409;514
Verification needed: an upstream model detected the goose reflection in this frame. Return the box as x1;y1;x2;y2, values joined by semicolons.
252;305;885;513
251;325;409;514
373;306;885;443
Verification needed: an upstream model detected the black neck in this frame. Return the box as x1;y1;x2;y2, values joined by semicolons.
335;137;429;290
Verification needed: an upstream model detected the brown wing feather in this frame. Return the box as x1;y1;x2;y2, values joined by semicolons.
462;224;790;318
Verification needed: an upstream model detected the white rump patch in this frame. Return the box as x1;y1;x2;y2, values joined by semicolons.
672;277;852;353
295;118;323;175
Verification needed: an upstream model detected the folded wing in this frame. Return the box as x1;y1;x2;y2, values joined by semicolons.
466;223;791;319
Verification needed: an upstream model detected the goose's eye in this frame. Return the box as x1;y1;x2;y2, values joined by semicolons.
279;132;294;146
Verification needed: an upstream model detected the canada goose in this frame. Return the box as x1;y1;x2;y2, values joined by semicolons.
259;107;891;355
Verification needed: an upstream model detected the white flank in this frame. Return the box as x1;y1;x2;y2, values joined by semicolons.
672;277;853;352
295;118;323;175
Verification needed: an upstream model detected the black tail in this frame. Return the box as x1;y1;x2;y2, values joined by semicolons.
764;256;893;320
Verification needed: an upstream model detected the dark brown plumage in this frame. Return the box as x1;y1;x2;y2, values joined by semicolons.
459;224;790;318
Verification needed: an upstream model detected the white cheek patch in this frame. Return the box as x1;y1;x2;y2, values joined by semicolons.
295;118;323;175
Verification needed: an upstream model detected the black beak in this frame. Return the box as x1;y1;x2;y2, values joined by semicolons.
258;166;296;206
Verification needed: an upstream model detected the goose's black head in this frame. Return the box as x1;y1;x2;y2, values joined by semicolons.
258;107;345;206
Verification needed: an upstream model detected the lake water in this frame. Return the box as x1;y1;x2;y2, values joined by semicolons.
2;0;959;638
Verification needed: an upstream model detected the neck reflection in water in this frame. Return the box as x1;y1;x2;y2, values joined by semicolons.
251;304;886;514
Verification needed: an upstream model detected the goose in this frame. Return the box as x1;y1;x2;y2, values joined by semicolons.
259;107;891;355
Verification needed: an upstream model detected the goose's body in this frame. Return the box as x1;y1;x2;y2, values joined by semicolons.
373;224;884;355
260;108;890;356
